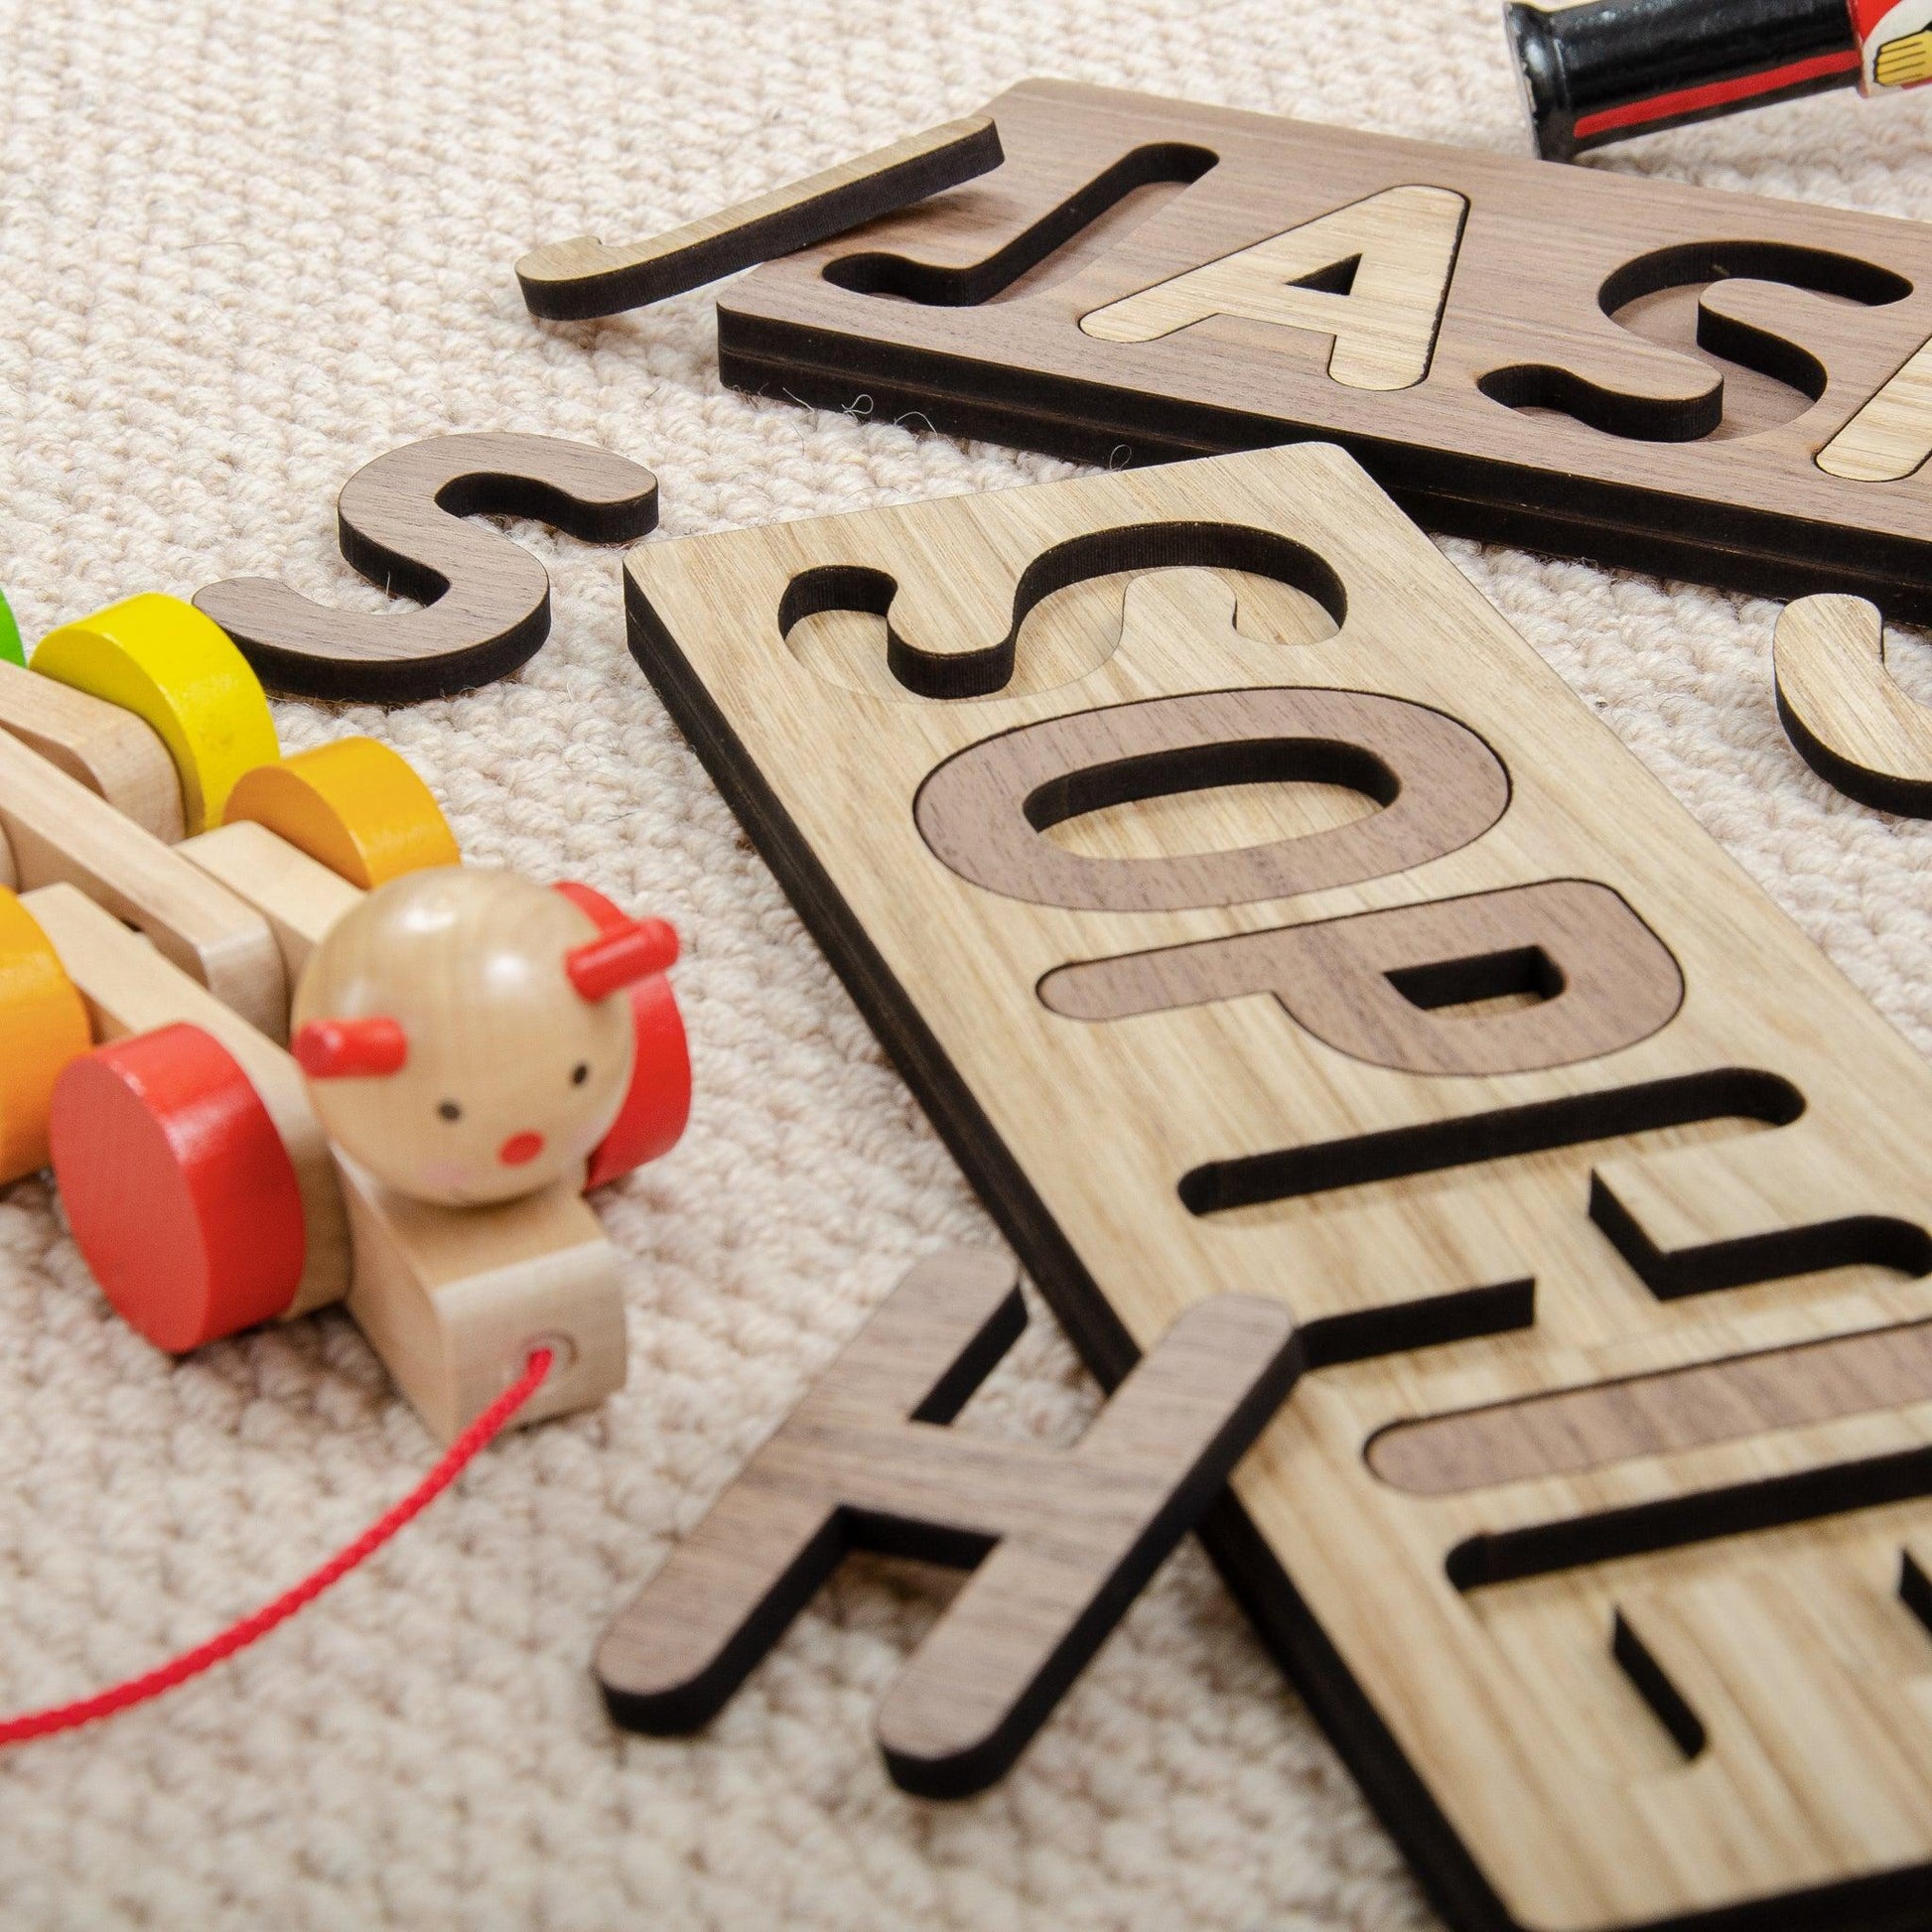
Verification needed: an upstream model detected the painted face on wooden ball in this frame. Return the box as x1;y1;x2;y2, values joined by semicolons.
292;869;637;1206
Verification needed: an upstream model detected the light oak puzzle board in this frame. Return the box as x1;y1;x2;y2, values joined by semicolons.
623;444;1932;1932
721;79;1932;623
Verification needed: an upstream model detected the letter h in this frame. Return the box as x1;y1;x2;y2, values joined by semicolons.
597;1249;1300;1795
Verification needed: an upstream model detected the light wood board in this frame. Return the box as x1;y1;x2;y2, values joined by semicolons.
721;78;1932;624
621;443;1932;1932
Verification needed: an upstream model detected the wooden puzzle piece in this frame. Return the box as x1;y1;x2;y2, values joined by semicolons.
0;588;21;667
0;730;287;1038
1482;242;1908;444
222;737;460;888
597;1248;1299;1795
1079;185;1467;391
517;117;1003;320
0;658;185;842
195;433;660;701
1822;331;1932;479
722;79;1932;621
1368;1317;1932;1493
1774;593;1932;814
32;593;279;835
621;442;1932;1932
1038;881;1684;1077
914;687;1510;910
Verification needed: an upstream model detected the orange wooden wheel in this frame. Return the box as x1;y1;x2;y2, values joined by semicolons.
552;883;691;1187
223;737;460;889
0;889;92;1182
50;1024;308;1351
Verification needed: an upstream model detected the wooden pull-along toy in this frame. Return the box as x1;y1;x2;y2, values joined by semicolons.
0;591;690;1441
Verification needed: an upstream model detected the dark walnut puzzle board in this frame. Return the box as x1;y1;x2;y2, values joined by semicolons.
622;443;1932;1932
720;78;1932;621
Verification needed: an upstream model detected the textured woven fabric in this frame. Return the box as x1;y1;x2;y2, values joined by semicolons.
2;0;1931;1925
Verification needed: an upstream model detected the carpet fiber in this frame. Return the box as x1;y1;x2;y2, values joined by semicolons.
3;1;1932;1925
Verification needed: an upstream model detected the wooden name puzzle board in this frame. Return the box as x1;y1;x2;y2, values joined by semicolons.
623;444;1932;1932
721;79;1932;621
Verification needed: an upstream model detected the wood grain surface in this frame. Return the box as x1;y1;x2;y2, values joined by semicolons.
1369;1317;1932;1494
621;443;1932;1932
722;78;1932;625
1774;592;1932;815
179;820;361;978
517;116;1003;320
0;729;287;1038
195;432;659;700
0;658;186;842
597;1248;1301;1796
337;1157;624;1443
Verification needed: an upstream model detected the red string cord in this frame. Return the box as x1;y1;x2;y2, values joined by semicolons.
0;1347;554;1746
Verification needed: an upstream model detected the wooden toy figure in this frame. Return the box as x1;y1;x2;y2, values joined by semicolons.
292;870;680;1206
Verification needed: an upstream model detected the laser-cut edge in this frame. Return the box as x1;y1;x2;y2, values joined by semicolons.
821;140;1219;309
776;520;1346;700
1773;595;1932;817
1611;1611;1710;1760
519;117;1006;321
195;435;661;702
1174;1068;1797;1215
1037;878;1686;1075
1478;241;1905;442
911;685;1508;913
1075;184;1470;396
597;1257;1308;1799
1446;1440;1932;1592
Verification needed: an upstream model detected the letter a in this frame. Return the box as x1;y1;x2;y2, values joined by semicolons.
1079;185;1466;391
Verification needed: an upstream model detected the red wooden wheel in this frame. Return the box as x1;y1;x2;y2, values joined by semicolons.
49;1024;308;1352
552;882;692;1187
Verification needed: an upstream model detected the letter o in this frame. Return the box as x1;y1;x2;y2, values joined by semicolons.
913;689;1509;911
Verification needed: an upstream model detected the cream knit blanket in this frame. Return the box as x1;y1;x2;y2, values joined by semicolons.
2;0;1929;1924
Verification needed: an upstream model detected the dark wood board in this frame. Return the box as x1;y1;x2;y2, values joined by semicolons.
719;78;1932;623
